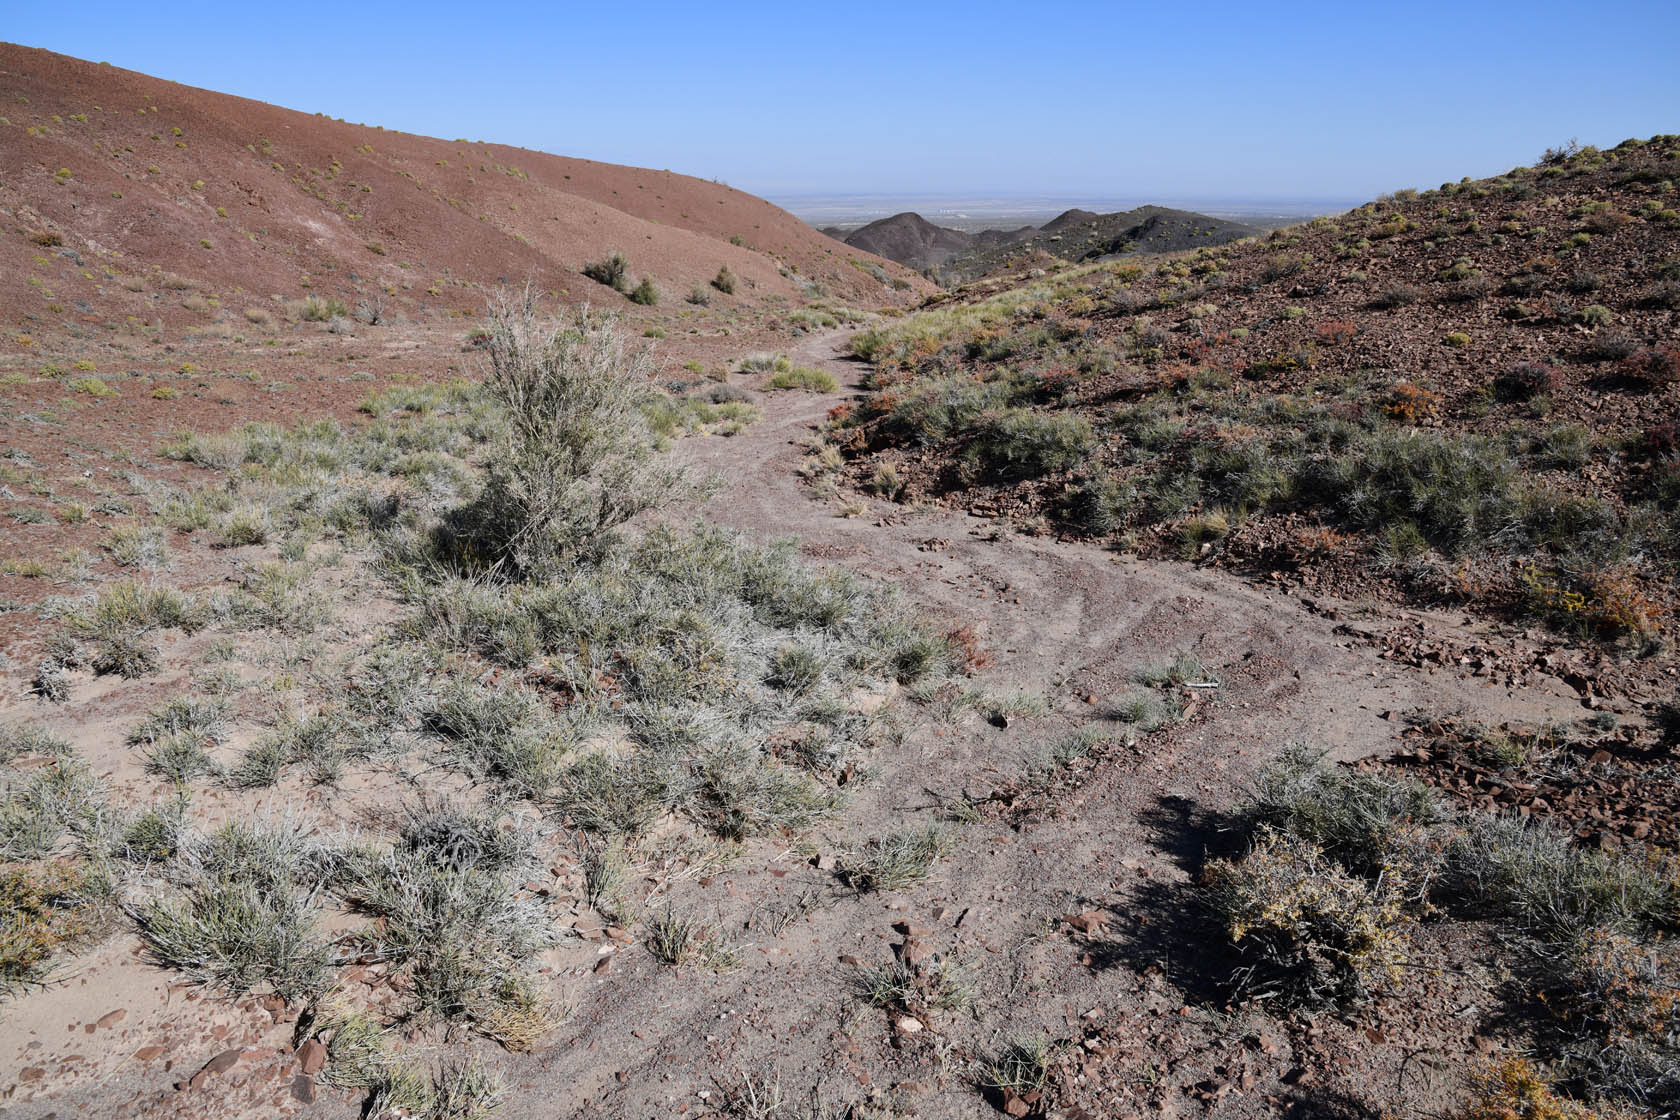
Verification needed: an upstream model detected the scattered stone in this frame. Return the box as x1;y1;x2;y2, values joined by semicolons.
296;1039;326;1075
1063;910;1107;933
185;1048;242;1090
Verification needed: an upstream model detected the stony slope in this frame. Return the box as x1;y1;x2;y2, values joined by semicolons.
840;133;1680;686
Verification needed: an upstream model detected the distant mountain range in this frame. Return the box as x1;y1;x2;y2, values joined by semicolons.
822;205;1259;281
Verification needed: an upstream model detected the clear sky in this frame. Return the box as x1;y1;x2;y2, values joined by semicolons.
8;0;1679;207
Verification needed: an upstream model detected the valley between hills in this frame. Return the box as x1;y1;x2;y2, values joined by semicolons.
2;39;1679;1120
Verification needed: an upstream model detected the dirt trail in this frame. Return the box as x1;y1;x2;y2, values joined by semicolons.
0;330;1597;1120
489;331;1589;1118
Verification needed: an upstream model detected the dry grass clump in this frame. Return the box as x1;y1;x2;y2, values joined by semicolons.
857;954;969;1017
0;724;71;763
128;697;228;785
60;579;205;679
136;818;332;1001
0;862;108;997
337;804;561;1048
1;758;105;859
1205;744;1680;1109
841;826;951;893
1450;1057;1638;1120
287;295;348;322
1203;829;1411;1005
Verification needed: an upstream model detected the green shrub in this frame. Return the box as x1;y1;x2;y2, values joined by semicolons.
446;288;704;573
1061;473;1133;536
65;376;116;398
711;265;736;295
627;277;658;306
1299;430;1520;554
965;409;1094;479
580;252;628;292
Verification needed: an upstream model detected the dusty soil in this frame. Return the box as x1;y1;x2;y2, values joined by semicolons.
0;324;1613;1119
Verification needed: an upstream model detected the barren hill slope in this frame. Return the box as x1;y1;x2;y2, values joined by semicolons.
0;42;928;338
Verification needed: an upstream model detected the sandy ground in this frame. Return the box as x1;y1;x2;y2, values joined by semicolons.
0;329;1605;1120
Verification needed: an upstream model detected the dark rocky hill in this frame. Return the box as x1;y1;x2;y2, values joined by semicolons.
826;204;1258;280
836;212;978;272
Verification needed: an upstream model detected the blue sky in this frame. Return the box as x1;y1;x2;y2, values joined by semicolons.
8;0;1679;206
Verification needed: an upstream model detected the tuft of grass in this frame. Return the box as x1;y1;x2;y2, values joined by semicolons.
740;352;791;374
0;862;107;998
0;724;72;763
0;759;105;859
842;827;951;893
765;643;825;695
315;1008;391;1090
1447;814;1676;938
137;819;332;1000
339;805;560;1041
579;837;634;924
227;561;329;631
104;524;170;570
765;367;838;392
1110;691;1179;732
426;681;571;799
128;698;227;785
857;955;969;1016
120;802;184;863
981;1036;1058;1099
645;907;737;970
1135;650;1213;687
977;689;1049;723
